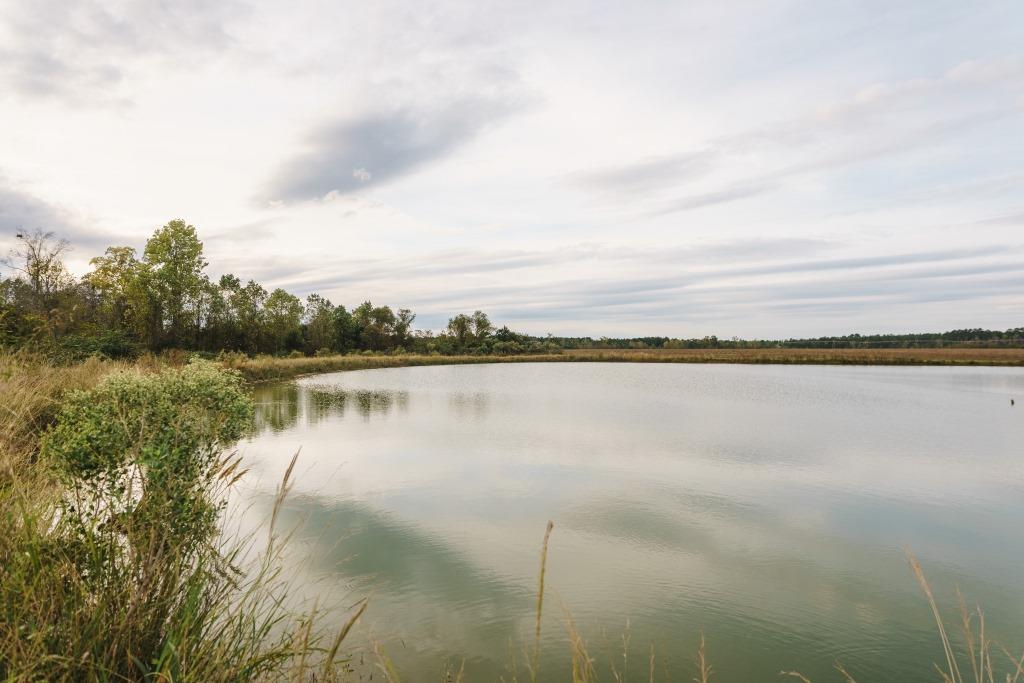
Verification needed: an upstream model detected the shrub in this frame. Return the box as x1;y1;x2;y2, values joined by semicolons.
42;360;253;547
1;357;357;681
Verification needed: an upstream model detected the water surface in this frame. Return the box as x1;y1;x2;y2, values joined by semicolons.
240;362;1024;681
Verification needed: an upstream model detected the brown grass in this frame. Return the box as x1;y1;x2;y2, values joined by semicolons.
564;347;1024;366
221;347;1024;385
0;352;128;472
221;352;568;383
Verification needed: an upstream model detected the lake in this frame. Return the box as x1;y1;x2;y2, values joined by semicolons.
239;362;1024;681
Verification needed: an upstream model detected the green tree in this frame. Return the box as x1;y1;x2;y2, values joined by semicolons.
355;303;396;351
263;288;304;354
221;276;266;353
84;247;146;334
446;313;473;350
143;220;208;348
332;305;358;353
470;310;492;342
303;294;336;353
394;308;416;349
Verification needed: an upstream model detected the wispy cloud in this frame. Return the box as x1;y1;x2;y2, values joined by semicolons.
0;0;241;103
578;55;1024;216
265;96;525;202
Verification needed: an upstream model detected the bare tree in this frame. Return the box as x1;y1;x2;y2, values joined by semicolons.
2;229;74;335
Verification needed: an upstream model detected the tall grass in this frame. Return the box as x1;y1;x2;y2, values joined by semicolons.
0;352;359;681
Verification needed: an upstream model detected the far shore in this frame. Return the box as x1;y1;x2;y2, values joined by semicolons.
225;346;1024;382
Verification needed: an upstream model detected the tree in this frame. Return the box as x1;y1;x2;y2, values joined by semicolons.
394;308;416;349
332;305;358;353
446;313;473;350
196;277;230;351
143;220;208;348
304;294;336;352
493;325;520;343
470;310;492;341
222;277;266;353
352;301;397;351
2;229;74;340
263;288;304;354
85;246;146;334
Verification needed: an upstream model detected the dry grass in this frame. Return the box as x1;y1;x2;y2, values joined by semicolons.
564;347;1024;366
0;352;127;471
530;520;555;683
906;551;1024;683
221;352;567;383
221;347;1024;386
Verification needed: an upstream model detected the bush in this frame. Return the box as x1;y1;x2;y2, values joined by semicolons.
1;356;364;682
42;360;253;547
55;329;141;361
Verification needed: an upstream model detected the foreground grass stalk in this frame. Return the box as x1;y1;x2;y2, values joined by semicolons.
530;520;555;683
695;631;712;683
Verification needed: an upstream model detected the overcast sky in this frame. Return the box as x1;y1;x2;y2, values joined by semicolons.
1;0;1022;337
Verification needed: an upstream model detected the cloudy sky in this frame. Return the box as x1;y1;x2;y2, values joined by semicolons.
1;0;1022;337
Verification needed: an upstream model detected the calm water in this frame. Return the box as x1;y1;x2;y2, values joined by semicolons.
240;363;1024;681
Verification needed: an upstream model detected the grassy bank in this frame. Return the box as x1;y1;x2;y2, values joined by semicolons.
222;352;567;382
0;353;356;681
224;346;1024;383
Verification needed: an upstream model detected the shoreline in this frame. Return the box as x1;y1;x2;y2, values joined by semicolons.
227;347;1024;382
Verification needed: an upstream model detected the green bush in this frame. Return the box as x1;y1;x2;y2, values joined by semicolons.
55;329;141;361
1;358;360;682
43;360;253;548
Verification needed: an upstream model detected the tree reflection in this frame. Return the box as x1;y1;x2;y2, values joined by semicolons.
251;381;410;433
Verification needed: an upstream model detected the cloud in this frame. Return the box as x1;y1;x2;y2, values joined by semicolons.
264;97;523;202
0;0;241;103
577;55;1024;216
0;186;75;235
216;238;1020;336
213;237;834;295
651;181;779;215
571;150;717;198
0;180;128;253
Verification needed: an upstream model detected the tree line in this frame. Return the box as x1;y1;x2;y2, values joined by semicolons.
547;328;1024;350
3;220;1020;359
0;220;560;360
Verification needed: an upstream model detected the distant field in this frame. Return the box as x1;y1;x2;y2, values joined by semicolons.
564;347;1024;366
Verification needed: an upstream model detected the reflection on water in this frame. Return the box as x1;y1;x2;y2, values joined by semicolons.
254;383;410;433
241;363;1024;682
